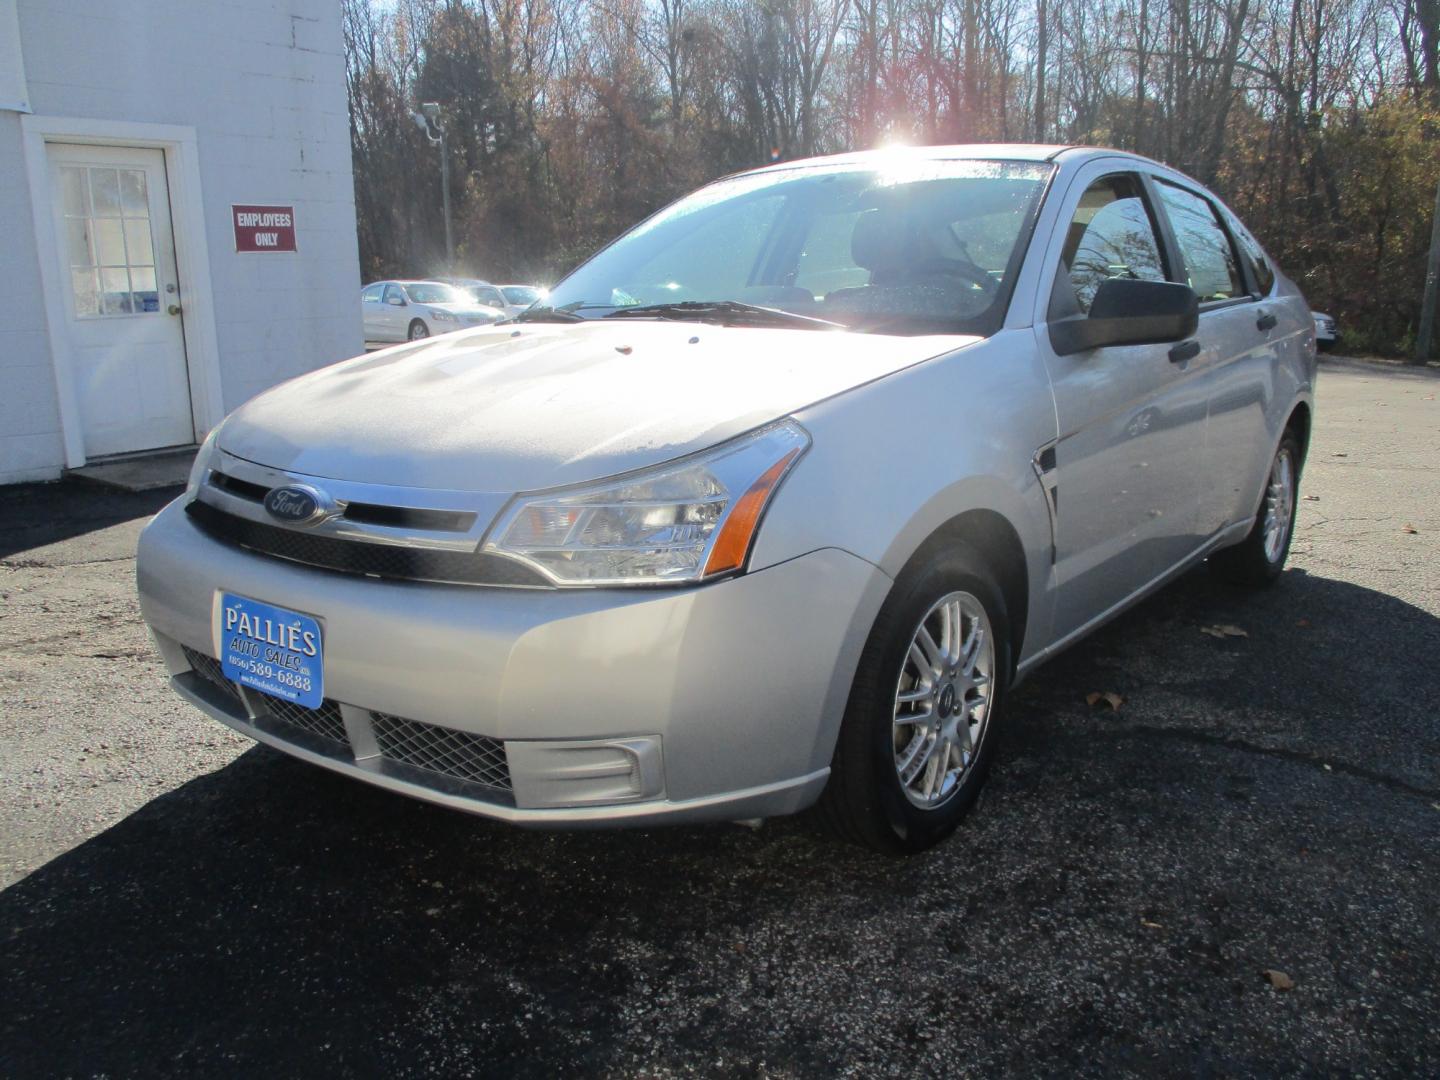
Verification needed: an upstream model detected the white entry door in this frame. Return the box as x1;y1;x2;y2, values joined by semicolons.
46;143;194;458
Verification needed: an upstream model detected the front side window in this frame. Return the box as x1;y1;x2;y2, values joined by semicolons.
1060;175;1168;315
383;284;406;305
543;158;1053;335
1155;181;1245;303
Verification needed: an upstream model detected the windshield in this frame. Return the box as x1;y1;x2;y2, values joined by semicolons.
404;283;469;305
502;286;543;305
544;158;1052;335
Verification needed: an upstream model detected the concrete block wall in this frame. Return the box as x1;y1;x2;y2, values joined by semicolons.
0;113;66;484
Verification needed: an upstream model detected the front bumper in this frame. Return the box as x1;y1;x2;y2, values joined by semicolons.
137;497;891;827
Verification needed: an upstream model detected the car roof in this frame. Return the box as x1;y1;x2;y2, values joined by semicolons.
732;143;1168;179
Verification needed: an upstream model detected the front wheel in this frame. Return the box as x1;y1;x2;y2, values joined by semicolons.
407;319;430;341
1210;431;1301;586
816;545;1011;854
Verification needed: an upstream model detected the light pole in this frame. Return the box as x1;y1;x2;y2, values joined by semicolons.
413;102;452;269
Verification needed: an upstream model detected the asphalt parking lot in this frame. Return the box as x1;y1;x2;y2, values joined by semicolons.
2;356;1437;1076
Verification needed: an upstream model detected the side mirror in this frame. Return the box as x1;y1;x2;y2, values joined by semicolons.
387;294;407;307
1049;278;1198;356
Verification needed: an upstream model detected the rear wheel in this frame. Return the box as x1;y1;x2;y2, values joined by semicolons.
817;544;1011;854
408;319;430;341
1210;431;1301;586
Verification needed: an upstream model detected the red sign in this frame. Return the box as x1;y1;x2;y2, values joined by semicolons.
232;204;297;252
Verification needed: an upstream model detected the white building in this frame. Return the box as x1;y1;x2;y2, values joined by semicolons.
0;0;362;485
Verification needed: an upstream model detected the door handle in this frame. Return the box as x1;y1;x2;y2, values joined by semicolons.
1168;339;1201;364
1256;311;1277;332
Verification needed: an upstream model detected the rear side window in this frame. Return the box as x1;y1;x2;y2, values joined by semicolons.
1155;181;1245;303
361;284;384;302
1226;215;1275;296
1061;174;1168;314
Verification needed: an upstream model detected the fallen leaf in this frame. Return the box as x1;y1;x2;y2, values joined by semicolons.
1331;452;1348;457
1322;763;1332;772
1401;524;1419;534
1085;691;1124;711
1303;494;1321;501
1201;624;1248;639
1140;919;1163;929
1262;969;1295;991
1424;394;1436;401
1296;618;1310;628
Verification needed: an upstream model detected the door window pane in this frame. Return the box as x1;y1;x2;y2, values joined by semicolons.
119;169;148;215
91;169;122;216
60;167;88;216
1155;181;1244;302
59;162;160;318
71;269;100;317
100;267;133;314
94;219;126;265
65;218;92;266
1061;175;1168;314
123;219;155;265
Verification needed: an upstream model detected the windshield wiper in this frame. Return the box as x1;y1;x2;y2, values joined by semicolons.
602;301;847;331
512;305;585;323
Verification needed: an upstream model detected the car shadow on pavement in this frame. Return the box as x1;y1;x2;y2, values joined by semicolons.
0;481;178;561
3;566;1438;1076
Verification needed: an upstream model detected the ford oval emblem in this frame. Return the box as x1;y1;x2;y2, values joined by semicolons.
263;484;331;527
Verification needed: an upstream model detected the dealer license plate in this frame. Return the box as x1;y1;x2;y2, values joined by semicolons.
219;593;324;709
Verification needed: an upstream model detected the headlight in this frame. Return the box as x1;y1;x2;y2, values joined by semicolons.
484;421;810;586
430;309;456;322
184;426;223;498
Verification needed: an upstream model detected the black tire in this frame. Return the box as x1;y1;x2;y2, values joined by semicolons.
1209;430;1302;587
408;319;430;341
816;543;1012;854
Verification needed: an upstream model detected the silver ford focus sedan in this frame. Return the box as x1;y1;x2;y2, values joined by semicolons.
137;145;1314;853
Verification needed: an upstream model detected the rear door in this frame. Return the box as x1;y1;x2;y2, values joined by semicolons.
1149;179;1276;535
1036;165;1212;641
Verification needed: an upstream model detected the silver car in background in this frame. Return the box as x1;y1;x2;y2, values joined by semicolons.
360;280;504;343
139;145;1314;853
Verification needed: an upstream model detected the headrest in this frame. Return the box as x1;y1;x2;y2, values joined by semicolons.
850;207;911;272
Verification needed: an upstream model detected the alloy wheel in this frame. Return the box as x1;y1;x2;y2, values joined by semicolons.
891;590;995;809
1262;447;1295;564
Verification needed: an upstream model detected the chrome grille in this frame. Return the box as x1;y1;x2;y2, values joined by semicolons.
372;713;511;791
184;499;547;587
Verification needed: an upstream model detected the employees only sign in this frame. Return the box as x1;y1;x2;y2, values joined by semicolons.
232;205;297;252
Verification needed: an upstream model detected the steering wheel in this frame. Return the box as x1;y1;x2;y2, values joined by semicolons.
913;257;1000;296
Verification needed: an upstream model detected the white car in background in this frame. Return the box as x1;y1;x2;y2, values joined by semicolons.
444;279;548;319
1312;311;1338;352
361;280;504;343
496;285;548;318
442;277;510;315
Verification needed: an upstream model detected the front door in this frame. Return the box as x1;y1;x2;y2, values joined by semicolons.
46;143;193;459
1038;170;1211;641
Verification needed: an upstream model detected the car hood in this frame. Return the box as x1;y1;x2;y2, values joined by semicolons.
218;321;976;491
